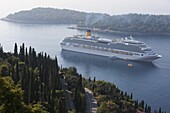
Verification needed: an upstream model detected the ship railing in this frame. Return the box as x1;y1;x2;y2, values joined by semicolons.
111;49;134;56
74;43;137;56
70;43;142;57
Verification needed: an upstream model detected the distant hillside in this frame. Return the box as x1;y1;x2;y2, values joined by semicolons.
2;8;87;24
2;7;170;34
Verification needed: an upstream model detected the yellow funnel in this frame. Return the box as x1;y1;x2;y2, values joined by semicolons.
86;29;91;38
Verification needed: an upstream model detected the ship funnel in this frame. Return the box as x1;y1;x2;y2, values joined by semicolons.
86;29;91;38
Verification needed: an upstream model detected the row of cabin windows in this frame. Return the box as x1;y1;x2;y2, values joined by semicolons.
65;43;142;56
66;39;143;53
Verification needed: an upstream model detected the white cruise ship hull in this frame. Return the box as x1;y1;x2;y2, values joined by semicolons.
61;45;161;62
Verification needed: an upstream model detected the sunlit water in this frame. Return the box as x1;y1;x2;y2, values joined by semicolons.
0;20;170;112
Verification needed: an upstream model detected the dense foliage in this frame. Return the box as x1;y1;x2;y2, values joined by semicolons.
60;67;86;113
2;7;170;34
0;43;166;113
0;76;48;113
0;43;66;113
84;77;166;113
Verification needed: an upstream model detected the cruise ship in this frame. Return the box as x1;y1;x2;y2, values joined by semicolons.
60;30;162;62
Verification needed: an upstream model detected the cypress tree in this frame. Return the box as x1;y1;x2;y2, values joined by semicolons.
30;70;35;103
15;61;19;85
120;91;123;96
74;87;82;112
21;43;25;62
21;65;26;89
23;66;31;104
79;74;83;91
134;100;138;109
14;43;18;57
148;106;151;113
18;43;25;61
145;103;148;112
43;53;47;69
29;46;32;66
19;45;25;62
32;48;37;68
130;93;133;99
125;92;127;97
140;100;145;109
88;77;91;83
34;76;39;102
0;44;3;58
159;107;162;113
93;76;96;83
11;64;15;81
19;46;22;60
25;47;29;65
55;56;59;74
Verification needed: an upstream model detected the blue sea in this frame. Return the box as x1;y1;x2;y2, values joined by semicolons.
0;20;170;112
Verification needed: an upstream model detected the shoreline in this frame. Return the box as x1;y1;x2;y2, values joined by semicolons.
68;26;170;36
1;18;170;36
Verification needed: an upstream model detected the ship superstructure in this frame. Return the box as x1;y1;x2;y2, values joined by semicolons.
60;30;162;62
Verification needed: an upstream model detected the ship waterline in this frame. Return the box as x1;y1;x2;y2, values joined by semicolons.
61;45;161;62
60;31;162;62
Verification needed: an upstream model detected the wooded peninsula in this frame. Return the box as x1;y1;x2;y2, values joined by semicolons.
1;7;170;35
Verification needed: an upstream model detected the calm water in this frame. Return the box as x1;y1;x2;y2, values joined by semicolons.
0;21;170;112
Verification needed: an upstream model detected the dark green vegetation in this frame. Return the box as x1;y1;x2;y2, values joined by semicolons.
84;77;166;113
60;67;85;112
2;7;170;34
0;43;87;113
0;43;66;113
0;43;166;113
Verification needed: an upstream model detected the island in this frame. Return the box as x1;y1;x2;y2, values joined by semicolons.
1;7;170;35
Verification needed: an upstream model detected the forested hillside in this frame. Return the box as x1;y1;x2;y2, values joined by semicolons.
2;8;86;24
0;43;88;113
0;43;165;113
2;7;170;34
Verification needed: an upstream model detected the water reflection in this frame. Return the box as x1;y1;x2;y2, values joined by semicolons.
61;50;157;77
60;50;164;111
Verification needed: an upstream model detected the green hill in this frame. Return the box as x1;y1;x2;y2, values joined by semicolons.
2;7;170;34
